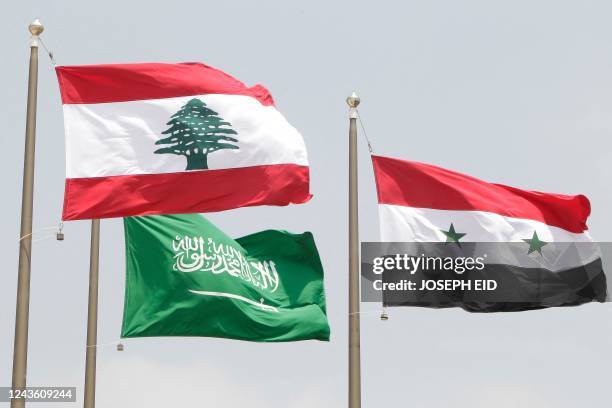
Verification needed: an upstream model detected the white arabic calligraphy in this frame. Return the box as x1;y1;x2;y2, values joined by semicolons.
172;235;279;293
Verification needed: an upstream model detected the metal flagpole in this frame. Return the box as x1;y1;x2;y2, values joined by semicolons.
347;92;361;408
84;219;100;408
11;19;44;408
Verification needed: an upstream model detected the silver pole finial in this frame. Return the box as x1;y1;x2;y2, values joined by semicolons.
28;19;44;48
346;91;360;108
28;19;44;36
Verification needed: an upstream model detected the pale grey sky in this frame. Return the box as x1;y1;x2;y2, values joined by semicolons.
2;1;612;407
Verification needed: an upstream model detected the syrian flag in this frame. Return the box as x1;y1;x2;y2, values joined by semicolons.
56;62;310;220
371;155;607;311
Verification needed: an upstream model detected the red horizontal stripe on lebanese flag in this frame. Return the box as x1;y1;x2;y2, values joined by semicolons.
372;155;590;234
62;164;311;220
55;63;274;106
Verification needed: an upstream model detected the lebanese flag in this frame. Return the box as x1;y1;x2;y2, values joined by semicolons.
371;155;607;311
56;62;311;221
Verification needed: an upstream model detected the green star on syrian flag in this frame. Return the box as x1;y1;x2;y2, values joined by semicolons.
523;231;547;255
441;223;466;244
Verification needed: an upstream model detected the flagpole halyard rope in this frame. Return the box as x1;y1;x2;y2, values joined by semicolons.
349;310;390;320
86;340;122;348
355;108;373;153
38;36;56;66
18;226;59;241
18;222;65;242
348;311;386;316
31;234;57;244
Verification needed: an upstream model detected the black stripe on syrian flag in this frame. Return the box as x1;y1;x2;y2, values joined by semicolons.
370;155;608;312
378;257;607;312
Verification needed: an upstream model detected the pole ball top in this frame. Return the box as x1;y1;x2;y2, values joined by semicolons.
346;92;360;108
29;19;44;36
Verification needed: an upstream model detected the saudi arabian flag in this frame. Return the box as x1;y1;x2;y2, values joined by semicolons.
121;214;330;342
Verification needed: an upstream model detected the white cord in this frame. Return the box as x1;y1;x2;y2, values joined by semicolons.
355;108;373;153
86;340;122;349
38;37;56;66
348;310;386;316
18;226;59;242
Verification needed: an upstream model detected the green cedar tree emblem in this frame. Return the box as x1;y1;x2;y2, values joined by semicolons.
154;98;239;170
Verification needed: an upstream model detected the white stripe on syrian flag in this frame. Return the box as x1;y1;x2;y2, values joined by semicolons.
378;206;601;272
379;206;594;243
56;63;311;220
372;155;593;243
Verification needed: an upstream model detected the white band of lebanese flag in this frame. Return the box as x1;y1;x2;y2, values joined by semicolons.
56;63;311;220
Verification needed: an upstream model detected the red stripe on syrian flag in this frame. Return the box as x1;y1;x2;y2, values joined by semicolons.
62;164;311;220
56;63;274;105
56;62;310;220
372;155;590;234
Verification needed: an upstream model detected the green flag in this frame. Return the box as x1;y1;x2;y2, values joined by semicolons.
121;214;330;342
